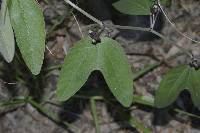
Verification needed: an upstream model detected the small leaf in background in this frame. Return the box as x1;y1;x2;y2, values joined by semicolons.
186;67;200;107
98;38;133;107
155;65;200;108
8;0;45;75
113;0;151;15
0;0;15;62
56;37;97;101
56;37;133;107
113;0;169;15
155;65;189;108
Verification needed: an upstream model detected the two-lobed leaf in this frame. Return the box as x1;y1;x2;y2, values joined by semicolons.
0;0;15;62
155;65;200;108
113;0;169;15
8;0;45;75
56;37;133;107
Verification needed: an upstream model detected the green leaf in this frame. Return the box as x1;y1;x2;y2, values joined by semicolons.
8;0;45;75
155;65;189;108
0;0;15;62
98;38;133;107
113;0;151;15
155;65;200;108
113;0;169;15
186;67;200;107
56;37;133;107
56;38;97;101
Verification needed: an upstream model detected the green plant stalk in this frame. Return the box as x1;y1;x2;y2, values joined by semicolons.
90;97;100;133
26;97;80;132
0;98;25;107
73;95;200;119
104;99;152;133
133;95;154;107
133;95;200;119
133;62;161;80
1;94;200;132
0;97;80;132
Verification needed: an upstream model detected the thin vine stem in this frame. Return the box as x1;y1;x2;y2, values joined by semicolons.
150;30;192;57
107;24;192;57
157;0;200;44
63;0;103;26
72;12;84;38
63;0;192;58
105;24;150;32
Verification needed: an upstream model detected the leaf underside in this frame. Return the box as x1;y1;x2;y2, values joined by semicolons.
56;37;133;107
8;0;45;75
155;65;200;108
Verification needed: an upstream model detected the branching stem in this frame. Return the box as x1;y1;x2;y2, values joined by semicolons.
63;0;193;58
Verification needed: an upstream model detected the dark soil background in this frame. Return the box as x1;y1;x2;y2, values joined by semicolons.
0;0;200;133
